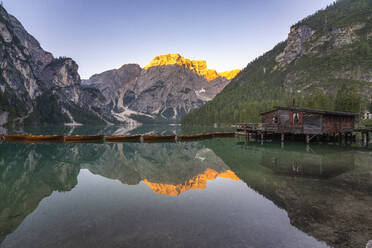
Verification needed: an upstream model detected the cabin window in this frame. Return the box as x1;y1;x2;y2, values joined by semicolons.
293;113;300;125
272;116;279;124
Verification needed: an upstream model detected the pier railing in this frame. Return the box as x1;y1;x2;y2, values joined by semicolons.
235;123;279;132
235;123;263;131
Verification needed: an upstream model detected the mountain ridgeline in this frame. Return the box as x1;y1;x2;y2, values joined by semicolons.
182;0;372;125
82;54;240;124
0;4;240;128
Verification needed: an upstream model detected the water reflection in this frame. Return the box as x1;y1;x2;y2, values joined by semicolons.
259;144;355;179
0;138;371;247
2;124;234;136
202;138;372;248
0;144;80;244
143;169;239;196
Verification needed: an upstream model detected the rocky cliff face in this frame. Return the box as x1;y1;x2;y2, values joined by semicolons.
83;54;241;123
82;64;142;110
274;25;315;69
278;21;372;96
0;6;117;127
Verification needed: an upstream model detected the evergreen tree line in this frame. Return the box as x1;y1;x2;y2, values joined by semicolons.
181;83;366;126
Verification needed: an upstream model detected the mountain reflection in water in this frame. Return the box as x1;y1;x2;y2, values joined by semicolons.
144;169;240;196
0;137;371;248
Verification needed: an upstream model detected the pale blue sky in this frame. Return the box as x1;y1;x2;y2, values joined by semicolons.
3;0;335;79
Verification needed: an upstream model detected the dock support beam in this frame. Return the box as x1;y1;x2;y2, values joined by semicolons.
362;132;367;145
281;133;285;143
306;134;310;144
367;132;370;145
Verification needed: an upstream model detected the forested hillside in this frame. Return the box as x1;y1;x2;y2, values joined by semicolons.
182;0;372;125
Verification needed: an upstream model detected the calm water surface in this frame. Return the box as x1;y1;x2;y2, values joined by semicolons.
0;125;371;248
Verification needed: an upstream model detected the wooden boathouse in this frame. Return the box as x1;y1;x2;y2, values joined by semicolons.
236;106;359;143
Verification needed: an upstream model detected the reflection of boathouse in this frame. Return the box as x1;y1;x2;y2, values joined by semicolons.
237;106;358;143
259;145;355;179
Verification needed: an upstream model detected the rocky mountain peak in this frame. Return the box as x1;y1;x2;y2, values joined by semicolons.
144;53;240;81
219;69;241;80
41;57;81;88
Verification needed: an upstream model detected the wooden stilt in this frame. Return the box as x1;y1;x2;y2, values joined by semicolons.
367;132;370;145
306;134;310;144
281;133;285;143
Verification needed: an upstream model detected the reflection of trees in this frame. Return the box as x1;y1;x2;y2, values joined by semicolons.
202;138;372;248
0;144;80;244
0;141;233;244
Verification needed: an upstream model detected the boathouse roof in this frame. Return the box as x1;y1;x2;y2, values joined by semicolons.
260;106;359;117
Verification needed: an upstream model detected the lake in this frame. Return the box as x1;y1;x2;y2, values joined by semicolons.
0;125;371;248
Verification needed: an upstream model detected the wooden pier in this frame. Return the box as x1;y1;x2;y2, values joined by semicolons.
235;106;369;145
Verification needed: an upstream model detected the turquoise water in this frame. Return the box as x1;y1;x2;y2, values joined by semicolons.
0;125;371;248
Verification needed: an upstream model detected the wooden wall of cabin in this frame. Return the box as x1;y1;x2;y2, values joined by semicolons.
262;110;302;133
322;115;354;134
279;110;291;129
261;111;278;124
262;110;291;125
303;113;322;135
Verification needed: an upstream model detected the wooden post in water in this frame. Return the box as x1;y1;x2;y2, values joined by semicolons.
281;133;285;143
347;132;352;144
367;132;370;146
306;134;310;144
